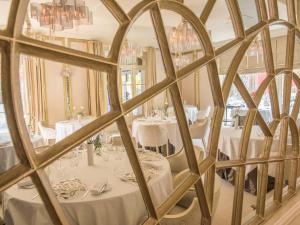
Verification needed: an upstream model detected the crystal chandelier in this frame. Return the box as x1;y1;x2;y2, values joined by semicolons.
30;0;93;33
168;19;200;67
119;39;143;65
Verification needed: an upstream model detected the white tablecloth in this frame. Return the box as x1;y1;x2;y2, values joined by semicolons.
132;117;183;151
218;126;279;175
0;132;44;173
167;105;198;124
184;105;198;123
3;150;173;225
231;108;272;123
55;118;94;142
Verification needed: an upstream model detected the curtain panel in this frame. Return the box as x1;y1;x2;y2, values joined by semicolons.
24;56;48;133
87;41;108;117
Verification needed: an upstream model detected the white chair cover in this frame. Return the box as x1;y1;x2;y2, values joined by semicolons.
189;118;210;149
38;122;56;143
137;124;168;148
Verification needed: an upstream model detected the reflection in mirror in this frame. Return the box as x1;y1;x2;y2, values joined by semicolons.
0;53;20;174
23;0;119;57
3;176;52;225
50;122;151;224
123;89;202;203
179;65;213;161
206;0;236;49
19;54;110;146
213;168;234;224
238;0;259;30
161;9;203;70
119;11;167;102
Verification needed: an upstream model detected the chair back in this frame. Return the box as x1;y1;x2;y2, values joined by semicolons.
137;124;168;147
38;121;56;140
167;146;204;174
160;197;201;225
205;106;211;117
189;118;209;139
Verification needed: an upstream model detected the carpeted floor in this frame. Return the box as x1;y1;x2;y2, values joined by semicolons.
212;178;257;225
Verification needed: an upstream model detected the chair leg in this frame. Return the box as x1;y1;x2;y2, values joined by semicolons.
166;143;169;156
202;138;206;150
156;146;159;153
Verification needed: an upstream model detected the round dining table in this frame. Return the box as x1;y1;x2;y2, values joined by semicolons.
167;105;198;124
0;129;44;172
55;117;94;142
218;126;280;175
132;117;183;152
3;149;173;225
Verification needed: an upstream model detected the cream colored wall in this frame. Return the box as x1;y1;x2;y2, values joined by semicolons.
68;41;89;116
45;39;90;125
153;49;166;108
44;59;66;125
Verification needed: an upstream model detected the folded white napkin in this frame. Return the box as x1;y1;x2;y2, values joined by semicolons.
18;177;34;189
90;181;111;196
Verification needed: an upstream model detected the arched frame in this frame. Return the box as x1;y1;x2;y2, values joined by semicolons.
0;0;300;225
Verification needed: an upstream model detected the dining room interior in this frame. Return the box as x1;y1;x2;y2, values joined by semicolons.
0;0;300;225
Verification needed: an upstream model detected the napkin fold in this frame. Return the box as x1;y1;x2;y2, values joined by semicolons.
90;181;111;196
18;177;34;189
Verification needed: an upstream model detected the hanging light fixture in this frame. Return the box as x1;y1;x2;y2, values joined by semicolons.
168;19;200;67
119;39;143;65
30;0;93;33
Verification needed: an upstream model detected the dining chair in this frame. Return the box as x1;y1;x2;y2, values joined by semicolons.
167;146;204;176
159;170;221;225
137;124;169;155
38;121;56;145
189;118;209;149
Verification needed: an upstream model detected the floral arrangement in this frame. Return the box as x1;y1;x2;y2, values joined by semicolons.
87;134;103;155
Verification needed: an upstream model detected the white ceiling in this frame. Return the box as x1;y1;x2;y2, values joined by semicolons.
0;0;290;47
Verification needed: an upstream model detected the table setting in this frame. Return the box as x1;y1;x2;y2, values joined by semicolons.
3;142;173;225
132;116;183;152
55;117;94;142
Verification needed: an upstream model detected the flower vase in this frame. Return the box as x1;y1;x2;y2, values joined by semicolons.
87;144;94;166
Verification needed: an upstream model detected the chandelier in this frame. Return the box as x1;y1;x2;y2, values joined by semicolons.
119;40;143;65
168;19;200;67
30;0;93;33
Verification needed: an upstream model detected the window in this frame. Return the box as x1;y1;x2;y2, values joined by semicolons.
120;66;146;115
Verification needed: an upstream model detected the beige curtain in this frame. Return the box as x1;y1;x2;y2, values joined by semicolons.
24;56;48;133
87;41;108;117
145;47;157;115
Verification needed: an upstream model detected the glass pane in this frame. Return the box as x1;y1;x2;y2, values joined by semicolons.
3;176;53;225
19;54;110;146
0;0;11;30
238;0;259;30
161;9;203;70
206;0;236;49
119;10;167;102
278;0;288;21
47;123;151;225
213;168;234;224
184;0;208;17
242;165;259;224
24;0;119;57
124;91;197;206
270;25;288;70
0;53;20;173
